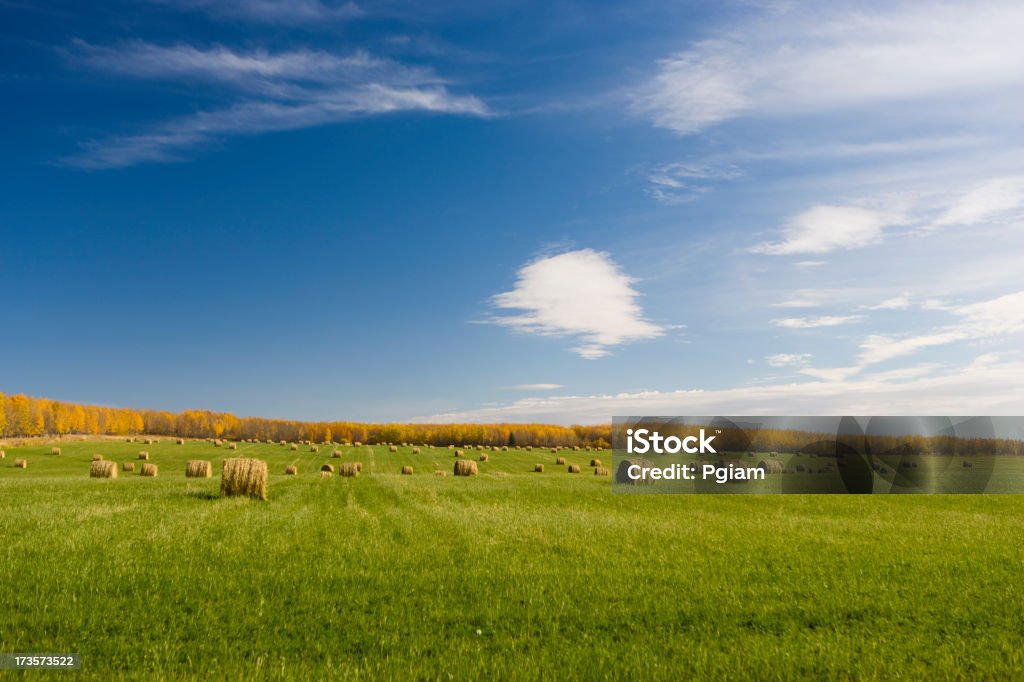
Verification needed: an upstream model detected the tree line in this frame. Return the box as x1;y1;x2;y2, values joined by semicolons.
0;391;612;448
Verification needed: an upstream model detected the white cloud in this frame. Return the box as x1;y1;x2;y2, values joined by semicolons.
773;314;864;329
635;1;1024;135
61;42;487;168
413;357;1024;423
152;0;364;24
862;293;912;310
765;353;810;367
489;249;665;359
505;384;564;391
935;176;1024;226
645;162;741;204
796;366;862;381
753;205;900;255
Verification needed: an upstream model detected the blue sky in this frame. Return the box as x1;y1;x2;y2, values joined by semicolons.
2;0;1024;423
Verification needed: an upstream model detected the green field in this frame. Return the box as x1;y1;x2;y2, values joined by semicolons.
2;439;1023;680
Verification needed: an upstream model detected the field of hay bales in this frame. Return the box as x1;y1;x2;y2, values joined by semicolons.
1;439;1023;679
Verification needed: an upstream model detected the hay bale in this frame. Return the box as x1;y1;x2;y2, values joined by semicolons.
448;444;455;449
144;438;154;445
138;451;150;460
290;444;298;451
550;447;557;453
186;460;213;478
320;464;334;473
534;463;544;472
354;441;362;447
757;460;784;474
310;445;319;453
339;462;360;477
556;456;566;465
402;465;414;475
567;464;581;473
594;467;610;476
90;460;118;479
214;439;223;447
122;462;135;472
454;450;464;458
502;446;508;451
176;438;185;445
285;465;298;475
962;460;974;468
220;458;268;500
14;459;27;469
590;458;602;467
434;470;447;477
479;453;489;462
389;445;398;453
126;437;134;443
454;460;478;476
92;453;104;462
616;458;655;485
51;447;61;455
0;450;5;459
412;448;421;455
228;443;238;450
574;446;581;451
525;446;532;451
140;463;158;477
320;470;333;478
332;450;342;458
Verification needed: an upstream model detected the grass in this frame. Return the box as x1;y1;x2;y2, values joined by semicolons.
0;439;1022;680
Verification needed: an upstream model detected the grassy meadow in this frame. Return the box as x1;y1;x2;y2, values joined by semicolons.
1;439;1023;680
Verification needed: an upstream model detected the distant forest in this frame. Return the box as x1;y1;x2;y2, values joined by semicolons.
0;391;611;447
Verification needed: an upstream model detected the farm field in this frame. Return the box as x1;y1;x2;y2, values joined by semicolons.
2;439;1023;680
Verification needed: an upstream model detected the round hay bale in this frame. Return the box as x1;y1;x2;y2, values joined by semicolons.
290;444;298;451
389;445;398;453
574;446;581;451
144;438;154;445
402;465;414;475
214;439;223;447
220;458;268;500
186;460;213;478
354;441;362;447
92;453;104;462
534;463;544;472
126;437;134;443
502;446;508;451
757;460;784;474
228;443;238;450
555;456;566;465
122;462;135;472
310;445;319;453
594;467;610;476
176;438;185;445
355;462;363;472
140;463;159;477
962;460;974;468
90;460;118;479
550;448;557;454
479;453;489;462
320;470;333;478
138;451;150;460
339;462;360;477
616;458;655;485
454;460;478;477
320;464;334;473
412;448;421;455
332;450;342;458
51;447;61;455
454;450;464;458
285;465;298;475
525;446;532;451
590;458;602;467
434;470;447;477
0;450;6;459
14;459;27;469
567;464;581;473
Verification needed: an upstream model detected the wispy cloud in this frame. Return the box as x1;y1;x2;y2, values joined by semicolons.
773;314;864;329
862;293;912;311
765;352;810;367
413;356;1024;423
151;0;364;24
61;42;488;168
505;383;564;391
753;205;902;255
634;1;1024;136
488;249;666;359
645;162;741;204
